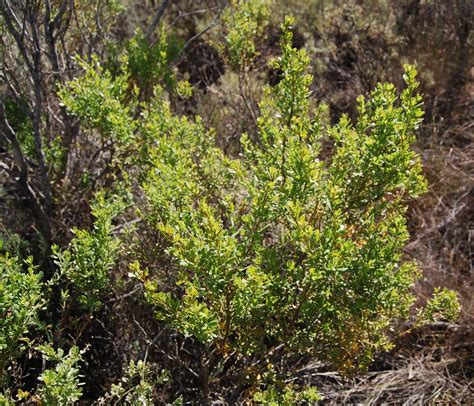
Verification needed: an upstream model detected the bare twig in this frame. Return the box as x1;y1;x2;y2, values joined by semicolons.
0;98;52;241
173;0;228;64
144;0;170;44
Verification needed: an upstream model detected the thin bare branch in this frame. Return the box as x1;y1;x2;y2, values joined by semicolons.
144;0;170;44
173;0;228;64
0;98;52;241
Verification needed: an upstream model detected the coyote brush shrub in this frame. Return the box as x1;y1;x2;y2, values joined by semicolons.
223;0;271;70
37;345;84;405
56;14;459;397
0;255;43;381
134;18;456;377
53;192;123;311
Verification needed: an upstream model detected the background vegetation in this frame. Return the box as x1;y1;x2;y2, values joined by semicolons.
1;0;472;403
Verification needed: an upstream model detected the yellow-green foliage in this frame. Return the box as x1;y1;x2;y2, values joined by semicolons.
53;12;461;397
253;383;322;405
223;0;271;70
59;58;136;145
421;288;460;323
0;255;43;381
126;26;178;92
135;19;439;375
37;345;84;405
53;192;124;310
99;360;170;405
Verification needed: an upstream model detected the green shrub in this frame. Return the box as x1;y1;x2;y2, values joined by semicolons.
126;26;178;94
253;383;322;405
52;11;461;399
59;58;136;146
37;344;84;405
99;360;169;405
222;0;271;71
0;255;43;381
2;98;35;159
136;18;440;378
0;392;14;405
421;288;460;323
53;192;124;311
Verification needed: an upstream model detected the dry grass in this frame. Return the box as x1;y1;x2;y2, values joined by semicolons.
291;323;473;404
407;143;473;319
